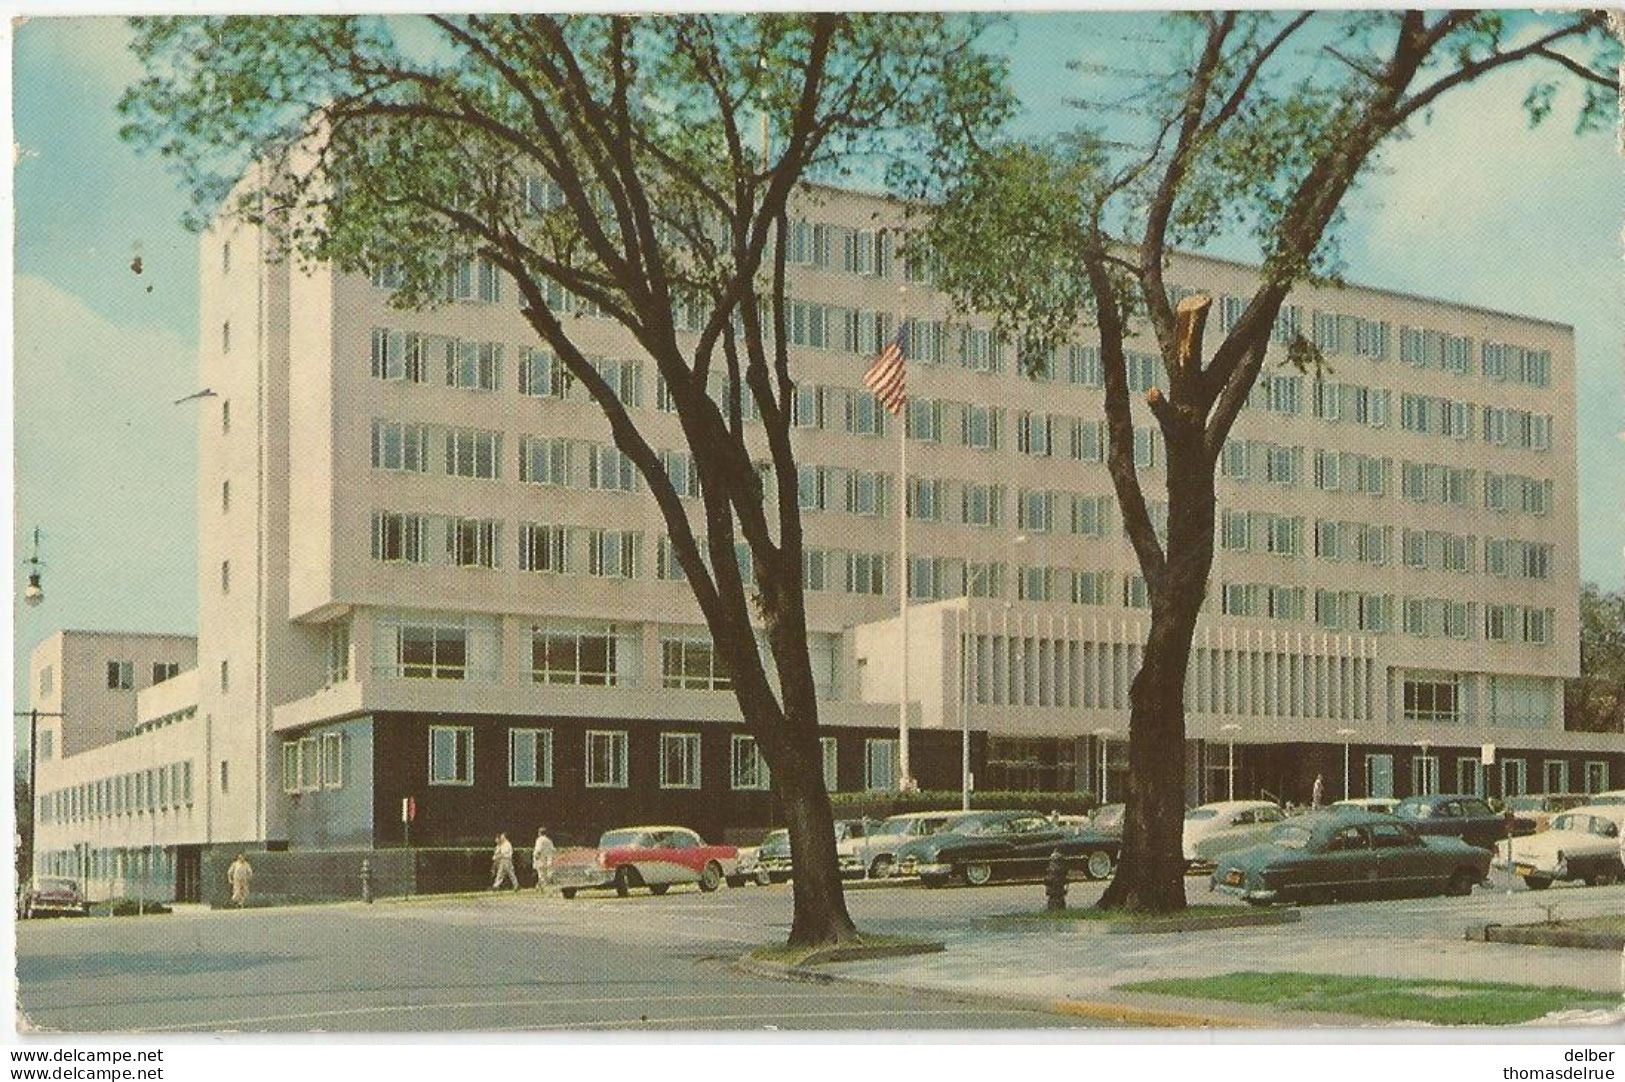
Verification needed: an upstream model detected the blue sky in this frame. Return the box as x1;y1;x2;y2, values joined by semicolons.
9;13;1623;716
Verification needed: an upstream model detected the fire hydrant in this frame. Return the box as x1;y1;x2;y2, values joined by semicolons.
1044;850;1068;912
360;858;373;904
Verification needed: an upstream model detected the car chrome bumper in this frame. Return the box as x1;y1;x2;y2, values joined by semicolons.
1213;882;1275;902
548;867;614;889
914;862;951;877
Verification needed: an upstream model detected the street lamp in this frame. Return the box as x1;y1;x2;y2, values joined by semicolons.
1336;728;1357;801
1220;724;1242;801
22;527;45;607
1091;727;1115;804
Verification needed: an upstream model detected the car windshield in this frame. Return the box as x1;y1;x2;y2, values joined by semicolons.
1093;805;1125;829
1506;797;1542;812
1393;803;1429;819
761;830;789;846
1185;809;1218;821
1270;825;1312;849
598;830;652;848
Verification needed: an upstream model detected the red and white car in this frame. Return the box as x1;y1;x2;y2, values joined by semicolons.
548;826;739;898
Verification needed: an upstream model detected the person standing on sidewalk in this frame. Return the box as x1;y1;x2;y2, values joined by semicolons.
491;833;519;891
227;853;253;908
532;826;556;893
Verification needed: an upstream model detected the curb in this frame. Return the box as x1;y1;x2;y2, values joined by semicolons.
731;955;1341;1028
1469;922;1625;951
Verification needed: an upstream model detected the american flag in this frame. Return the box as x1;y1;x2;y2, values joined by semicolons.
863;322;908;415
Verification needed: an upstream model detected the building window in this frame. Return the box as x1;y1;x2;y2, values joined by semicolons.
284;742;302;795
221;560;231;593
1543;760;1570;794
731;735;771;791
107;660;134;690
1402;673;1460;724
659;733;702;789
326;624;351;685
519;524;571;574
222;240;231;273
398;624;468;680
519;437;573;487
662;637;731;691
298;737;320;794
509;729;554;788
219;660;229;692
221;400;230;434
865;739;899;791
531;623;624;686
446;517;500;569
587;530;641;579
221;320;231;353
1501;758;1528;798
445;428;502;479
371;512;428;564
443;339;502;391
586;730;629;788
39;730;53;761
152;662;180;685
429;726;474;786
38;665;53;698
321;732;344;789
1584;761;1609;793
371;420;431;473
1410;755;1440;796
221;480;231;512
821;737;839;792
220;760;230;794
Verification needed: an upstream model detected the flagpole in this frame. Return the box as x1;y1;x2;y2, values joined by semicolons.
898;382;910;791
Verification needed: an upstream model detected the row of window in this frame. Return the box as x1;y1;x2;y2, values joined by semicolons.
280;732;346;793
423;724;901;793
38;761;194;824
102;660;182;691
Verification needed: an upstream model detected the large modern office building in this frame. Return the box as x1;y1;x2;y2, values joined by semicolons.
28;180;1617;898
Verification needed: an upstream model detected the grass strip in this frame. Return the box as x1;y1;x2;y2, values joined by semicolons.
1116;971;1619;1026
986;904;1244;924
746;933;934;968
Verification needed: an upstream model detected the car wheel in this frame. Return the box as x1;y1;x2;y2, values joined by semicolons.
963;862;993;887
698;861;723;893
560;888;577;900
1445;870;1476;897
1085;850;1114;880
725;876;745;889
755;868;773;887
869;856;893;880
1524;876;1553;892
1585;874;1617;888
614;867;636;898
650;883;670;895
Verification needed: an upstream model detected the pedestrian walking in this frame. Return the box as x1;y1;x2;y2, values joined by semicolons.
532;826;556;893
491;833;518;891
1311;774;1324;810
227;853;254;908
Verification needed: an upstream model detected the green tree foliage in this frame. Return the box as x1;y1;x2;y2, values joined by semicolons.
119;13;1012;945
921;10;1618;912
1568;583;1625;734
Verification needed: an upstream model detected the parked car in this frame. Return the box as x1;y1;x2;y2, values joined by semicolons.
1211;810;1491;905
1391;794;1510;849
748;820;872;883
754;829;793;883
728;842;770;888
1183;801;1286;866
1504;793;1594;834
1089;803;1126;837
854;811;959;879
1330;797;1399;815
894;809;1122;887
548;826;738;898
1584;790;1625;806
1494;804;1625;890
20;877;89;919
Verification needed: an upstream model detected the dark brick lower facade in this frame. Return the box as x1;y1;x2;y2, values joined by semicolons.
284;712;984;850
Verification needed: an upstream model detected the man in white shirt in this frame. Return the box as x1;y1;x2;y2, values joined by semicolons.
491;833;518;891
532;826;556;893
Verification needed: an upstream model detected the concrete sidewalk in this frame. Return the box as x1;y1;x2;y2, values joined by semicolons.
773;883;1625;1030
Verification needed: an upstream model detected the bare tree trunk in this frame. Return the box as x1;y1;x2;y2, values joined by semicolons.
774;730;860;945
1099;398;1216;912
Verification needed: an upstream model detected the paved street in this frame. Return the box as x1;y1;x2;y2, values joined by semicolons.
16;881;1081;1033
18;870;1625;1033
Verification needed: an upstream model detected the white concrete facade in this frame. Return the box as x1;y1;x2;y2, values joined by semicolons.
27;180;1606;883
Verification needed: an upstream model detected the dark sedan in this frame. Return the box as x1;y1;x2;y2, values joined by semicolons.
1210;810;1491;906
894;810;1121;887
1392;794;1512;849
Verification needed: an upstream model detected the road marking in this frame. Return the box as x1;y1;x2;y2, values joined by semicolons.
136;990;855;1032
